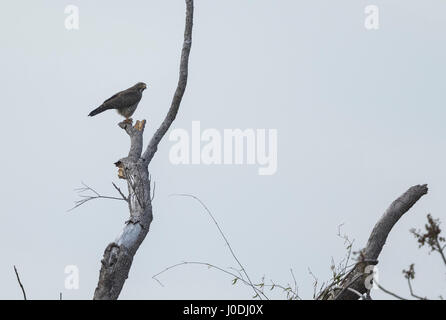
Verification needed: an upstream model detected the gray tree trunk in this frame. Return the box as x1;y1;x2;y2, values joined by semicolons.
91;0;424;300
93;0;194;300
327;184;428;300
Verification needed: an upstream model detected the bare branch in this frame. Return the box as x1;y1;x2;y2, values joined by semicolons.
68;182;128;212
171;193;265;299
153;261;248;288
153;261;301;300
376;282;408;300
93;0;194;300
407;278;426;300
152;192;304;300
327;184;428;300
13;266;27;300
401;265;428;300
364;184;428;260
118;119;146;159
112;182;128;202
290;268;299;298
411;214;446;267
142;0;193;165
437;241;446;267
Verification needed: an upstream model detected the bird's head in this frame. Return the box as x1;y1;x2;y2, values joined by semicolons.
135;82;147;93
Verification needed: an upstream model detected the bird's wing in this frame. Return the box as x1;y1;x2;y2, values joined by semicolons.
102;89;141;109
103;92;121;104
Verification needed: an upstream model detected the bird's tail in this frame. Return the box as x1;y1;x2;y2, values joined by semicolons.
88;104;113;117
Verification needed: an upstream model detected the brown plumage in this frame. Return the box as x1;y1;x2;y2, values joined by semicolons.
89;82;147;119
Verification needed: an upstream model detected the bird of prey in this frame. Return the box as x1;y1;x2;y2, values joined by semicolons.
88;82;147;121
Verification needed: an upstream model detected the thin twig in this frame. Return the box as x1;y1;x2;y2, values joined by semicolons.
153;261;252;288
142;0;194;165
171;193;266;300
153;261;300;300
13;266;27;300
333;273;364;300
308;268;320;299
375;281;408;300
290;268;299;298
68;182;128;212
407;278;427;300
435;239;446;267
112;182;128;201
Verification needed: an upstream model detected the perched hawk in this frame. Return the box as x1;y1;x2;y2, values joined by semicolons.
88;82;147;120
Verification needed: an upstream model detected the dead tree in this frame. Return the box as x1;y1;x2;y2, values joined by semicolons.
92;0;194;300
152;184;429;300
322;184;429;300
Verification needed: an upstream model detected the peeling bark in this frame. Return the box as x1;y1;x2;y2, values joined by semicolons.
93;0;194;300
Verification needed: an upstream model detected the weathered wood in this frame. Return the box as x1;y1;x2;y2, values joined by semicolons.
93;0;194;300
331;184;428;300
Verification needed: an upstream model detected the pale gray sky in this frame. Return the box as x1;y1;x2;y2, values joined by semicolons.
0;0;445;299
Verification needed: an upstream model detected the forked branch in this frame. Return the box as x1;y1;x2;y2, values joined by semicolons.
92;0;194;300
69;182;128;212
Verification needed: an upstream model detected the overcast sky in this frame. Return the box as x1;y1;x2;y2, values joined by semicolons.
1;0;445;300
